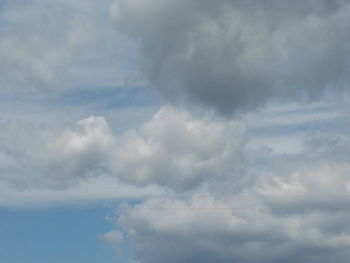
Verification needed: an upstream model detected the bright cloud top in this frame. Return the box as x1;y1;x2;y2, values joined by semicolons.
0;107;247;192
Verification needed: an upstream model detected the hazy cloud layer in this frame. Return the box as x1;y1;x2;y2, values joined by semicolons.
0;12;93;91
0;0;143;96
111;0;350;115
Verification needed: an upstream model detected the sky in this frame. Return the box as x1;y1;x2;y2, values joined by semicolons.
1;0;350;262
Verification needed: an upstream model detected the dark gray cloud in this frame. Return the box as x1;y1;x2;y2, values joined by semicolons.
111;0;350;115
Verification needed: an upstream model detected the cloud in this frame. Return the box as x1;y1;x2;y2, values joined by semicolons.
117;193;350;263
1;94;348;262
100;229;124;245
110;106;248;191
0;13;93;90
0;116;114;189
2;3;350;262
0;0;148;98
111;0;350;115
0;106;247;191
103;103;350;263
115;144;350;263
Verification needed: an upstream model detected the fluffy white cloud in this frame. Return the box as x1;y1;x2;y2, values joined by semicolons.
0;116;114;188
0;107;247;191
111;0;350;115
110;106;247;191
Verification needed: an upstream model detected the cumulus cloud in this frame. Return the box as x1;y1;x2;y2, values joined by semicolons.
0;107;247;191
111;0;350;115
0;116;114;188
110;106;248;191
2;3;350;262
97;103;350;263
117;192;350;263
115;135;350;263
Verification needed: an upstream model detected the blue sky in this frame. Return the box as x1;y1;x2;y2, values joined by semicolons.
1;0;350;263
0;205;121;263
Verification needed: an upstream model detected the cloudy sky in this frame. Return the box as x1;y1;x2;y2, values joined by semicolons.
1;0;350;262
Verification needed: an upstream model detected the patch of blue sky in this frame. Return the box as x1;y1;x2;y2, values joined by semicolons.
247;101;343;138
245;101;348;156
262;104;339;119
249;117;344;137
61;85;161;110
0;203;128;263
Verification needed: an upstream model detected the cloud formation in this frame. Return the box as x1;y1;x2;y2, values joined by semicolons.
118;194;350;263
0;116;114;188
110;106;247;191
116;129;350;263
111;0;350;115
0;107;247;191
2;1;350;262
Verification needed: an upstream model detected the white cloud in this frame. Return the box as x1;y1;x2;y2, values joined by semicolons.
117;191;350;263
0;106;248;192
116;150;350;263
0;116;114;188
105;103;350;263
100;229;124;245
1;2;350;263
110;106;248;191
